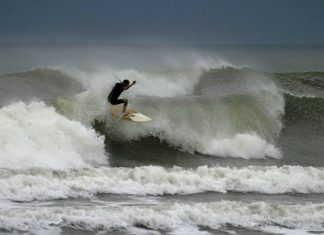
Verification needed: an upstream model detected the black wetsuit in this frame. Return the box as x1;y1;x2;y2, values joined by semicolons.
108;83;125;105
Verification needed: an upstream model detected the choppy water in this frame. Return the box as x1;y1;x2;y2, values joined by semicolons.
0;45;324;235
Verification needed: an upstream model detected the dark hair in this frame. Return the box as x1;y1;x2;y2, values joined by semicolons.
122;79;130;86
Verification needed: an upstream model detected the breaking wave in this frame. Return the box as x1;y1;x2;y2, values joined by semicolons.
2;66;324;160
0;101;107;170
55;67;284;159
1;200;323;233
1;165;323;201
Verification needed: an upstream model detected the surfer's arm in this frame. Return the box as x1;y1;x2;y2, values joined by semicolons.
123;81;136;90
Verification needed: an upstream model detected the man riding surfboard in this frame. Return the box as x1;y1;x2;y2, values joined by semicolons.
107;79;136;113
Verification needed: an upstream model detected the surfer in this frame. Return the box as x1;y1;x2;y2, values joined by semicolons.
108;79;136;113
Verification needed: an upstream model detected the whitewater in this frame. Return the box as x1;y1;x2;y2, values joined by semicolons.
0;45;324;235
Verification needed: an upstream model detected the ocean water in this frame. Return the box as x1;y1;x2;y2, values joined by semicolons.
0;44;324;235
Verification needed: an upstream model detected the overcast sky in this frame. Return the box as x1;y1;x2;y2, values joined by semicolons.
1;0;323;45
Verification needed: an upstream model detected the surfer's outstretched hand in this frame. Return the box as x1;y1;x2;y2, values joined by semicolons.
132;81;136;85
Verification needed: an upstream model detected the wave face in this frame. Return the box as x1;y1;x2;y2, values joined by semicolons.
0;101;107;170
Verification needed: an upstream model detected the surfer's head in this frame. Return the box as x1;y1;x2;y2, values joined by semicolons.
122;79;130;87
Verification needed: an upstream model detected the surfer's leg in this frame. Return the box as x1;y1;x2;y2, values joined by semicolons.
110;99;123;105
109;99;127;113
122;99;128;113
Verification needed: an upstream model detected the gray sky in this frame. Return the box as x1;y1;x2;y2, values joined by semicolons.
1;0;324;45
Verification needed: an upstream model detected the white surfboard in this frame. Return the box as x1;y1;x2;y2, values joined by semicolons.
109;104;152;123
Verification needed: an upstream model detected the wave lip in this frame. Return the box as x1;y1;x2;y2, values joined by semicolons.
0;101;107;170
1;165;324;201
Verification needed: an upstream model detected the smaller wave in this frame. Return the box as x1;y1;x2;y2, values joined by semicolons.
1;201;323;233
274;71;324;88
274;71;324;98
1;165;323;201
0;68;83;107
0;101;107;170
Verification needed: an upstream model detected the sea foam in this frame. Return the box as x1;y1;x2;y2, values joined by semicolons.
1;165;323;201
0;201;323;233
0;101;107;170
